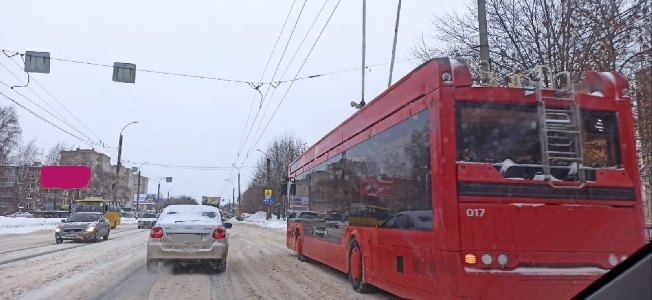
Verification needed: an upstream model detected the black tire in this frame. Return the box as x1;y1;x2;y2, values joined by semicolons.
103;229;110;240
348;238;373;293
137;226;141;229
55;238;63;244
111;222;116;229
216;261;227;273
146;261;159;273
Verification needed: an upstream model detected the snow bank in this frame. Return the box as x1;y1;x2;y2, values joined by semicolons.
233;211;287;231
0;216;63;235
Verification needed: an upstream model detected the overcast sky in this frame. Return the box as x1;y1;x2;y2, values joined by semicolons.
0;0;466;202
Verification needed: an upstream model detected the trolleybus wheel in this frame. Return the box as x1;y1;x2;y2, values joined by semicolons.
348;238;373;293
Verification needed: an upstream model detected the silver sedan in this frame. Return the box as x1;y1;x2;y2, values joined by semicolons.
146;204;232;273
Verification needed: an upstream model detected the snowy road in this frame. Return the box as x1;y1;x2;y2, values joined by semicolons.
0;223;397;300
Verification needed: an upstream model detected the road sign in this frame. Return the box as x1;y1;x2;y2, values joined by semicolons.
112;62;137;83
24;51;50;74
263;198;274;205
264;189;272;199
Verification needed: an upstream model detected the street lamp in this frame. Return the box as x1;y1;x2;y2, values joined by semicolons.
232;163;242;219
114;121;138;205
134;162;147;213
224;179;236;215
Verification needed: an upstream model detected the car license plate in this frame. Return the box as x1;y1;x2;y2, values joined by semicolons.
169;234;202;243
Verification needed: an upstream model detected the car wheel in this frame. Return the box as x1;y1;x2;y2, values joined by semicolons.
146;260;159;273
111;222;116;229
216;260;227;273
348;238;373;293
56;238;63;244
103;229;110;240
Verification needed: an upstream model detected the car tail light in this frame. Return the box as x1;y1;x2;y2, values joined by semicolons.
150;227;163;238
213;228;226;239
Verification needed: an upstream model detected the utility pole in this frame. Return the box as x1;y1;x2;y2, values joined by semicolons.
114;121;138;205
237;172;241;218
156;182;161;213
232;187;235;216
266;157;271;220
136;170;141;213
388;0;402;88
361;0;367;107
232;164;242;219
114;134;123;204
478;0;490;82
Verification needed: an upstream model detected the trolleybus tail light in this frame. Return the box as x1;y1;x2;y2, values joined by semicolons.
608;254;618;266
497;254;508;266
150;227;163;239
464;254;477;265
620;255;627;262
481;254;493;265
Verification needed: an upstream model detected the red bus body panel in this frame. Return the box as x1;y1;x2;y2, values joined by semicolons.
286;58;646;299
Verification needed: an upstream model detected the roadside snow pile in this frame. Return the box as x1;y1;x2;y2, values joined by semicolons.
234;211;287;231
121;218;138;224
0;216;62;235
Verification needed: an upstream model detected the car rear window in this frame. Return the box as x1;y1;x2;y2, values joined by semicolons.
158;205;222;225
142;214;157;218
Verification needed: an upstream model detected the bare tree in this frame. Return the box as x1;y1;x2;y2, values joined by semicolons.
45;142;69;165
410;0;650;81
11;140;42;166
0;105;21;165
241;132;307;214
9;140;43;211
84;170;116;199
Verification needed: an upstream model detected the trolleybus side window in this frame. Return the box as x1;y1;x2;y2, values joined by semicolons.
293;108;433;231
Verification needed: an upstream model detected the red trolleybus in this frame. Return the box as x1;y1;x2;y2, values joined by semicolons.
285;58;648;299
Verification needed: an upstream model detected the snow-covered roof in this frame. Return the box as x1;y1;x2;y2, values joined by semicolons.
157;205;222;226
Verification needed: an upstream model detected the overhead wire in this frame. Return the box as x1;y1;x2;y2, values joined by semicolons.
233;0;301;170
0;48;408;87
0;69;103;148
1;53;119;158
245;0;330;158
0;91;105;149
242;0;343;163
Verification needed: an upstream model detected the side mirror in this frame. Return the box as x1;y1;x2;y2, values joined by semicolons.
61;219;66;223
289;183;296;196
224;222;233;229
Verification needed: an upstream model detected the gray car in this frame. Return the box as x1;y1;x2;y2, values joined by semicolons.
146;204;232;273
55;212;111;244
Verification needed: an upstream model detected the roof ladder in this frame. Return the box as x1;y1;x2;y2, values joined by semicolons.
535;71;585;188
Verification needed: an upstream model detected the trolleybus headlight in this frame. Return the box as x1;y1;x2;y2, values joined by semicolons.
464;254;477;265
497;254;508;266
481;254;493;265
608;254;618;266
